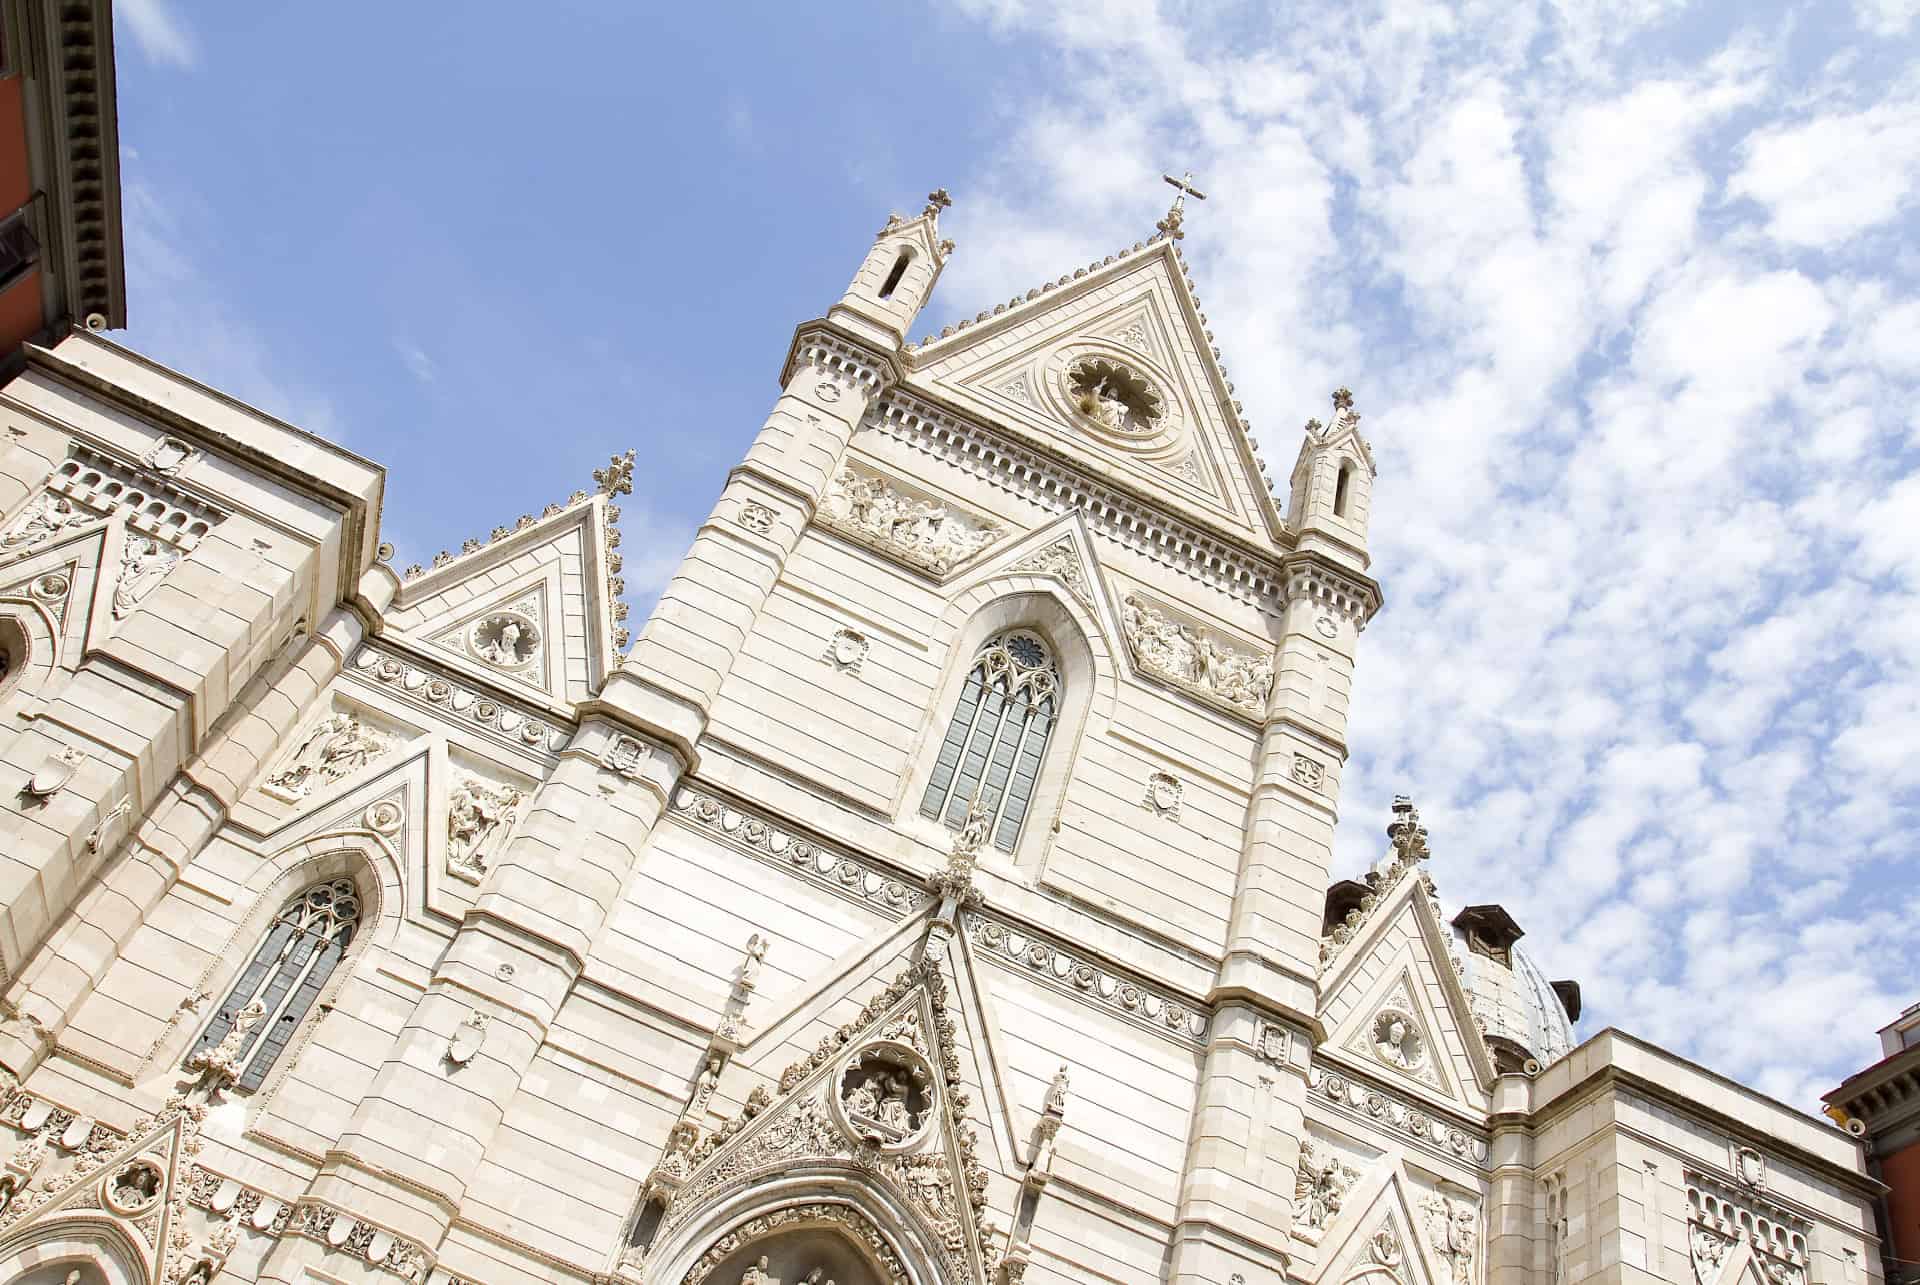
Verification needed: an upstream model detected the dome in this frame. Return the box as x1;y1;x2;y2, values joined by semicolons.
1448;914;1577;1068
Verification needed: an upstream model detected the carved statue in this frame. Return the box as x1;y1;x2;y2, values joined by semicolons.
265;713;386;800
188;998;266;1085
112;537;178;618
1423;1195;1478;1285
111;1161;161;1206
1075;376;1127;431
446;777;524;880
1295;1138;1360;1231
1372;1010;1425;1070
2;495;90;551
739;1257;771;1285
1044;1064;1070;1116
739;933;769;993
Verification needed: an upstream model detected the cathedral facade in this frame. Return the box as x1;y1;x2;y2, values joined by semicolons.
0;193;1885;1285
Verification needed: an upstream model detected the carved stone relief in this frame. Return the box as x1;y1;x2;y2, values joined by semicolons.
349;646;569;757
1013;539;1093;605
1292;753;1326;791
1370;1007;1427;1072
822;628;868;675
469;611;540;670
262;712;389;803
1294;1137;1361;1232
1142;771;1182;819
1;495;97;554
1421;1194;1478;1285
446;776;524;883
1687;1169;1808;1285
816;466;1001;575
738;503;775;535
111;538;179;618
1065;356;1164;436
1121;594;1273;718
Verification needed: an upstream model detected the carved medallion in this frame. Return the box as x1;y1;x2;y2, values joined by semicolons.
823;627;869;674
1370;1007;1427;1071
738;502;775;535
1291;753;1325;791
469;612;539;670
830;1040;936;1152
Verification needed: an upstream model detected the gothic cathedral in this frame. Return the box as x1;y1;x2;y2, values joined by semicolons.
0;193;1884;1285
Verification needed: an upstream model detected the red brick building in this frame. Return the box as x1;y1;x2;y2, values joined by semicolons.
1827;1004;1920;1285
0;0;123;367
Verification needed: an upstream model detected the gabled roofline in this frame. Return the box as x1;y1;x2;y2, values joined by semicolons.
903;233;1293;542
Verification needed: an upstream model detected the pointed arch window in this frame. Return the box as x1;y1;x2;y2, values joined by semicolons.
919;630;1059;853
186;878;361;1092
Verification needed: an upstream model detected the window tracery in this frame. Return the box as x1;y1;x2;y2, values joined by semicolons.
919;630;1059;854
185;878;361;1093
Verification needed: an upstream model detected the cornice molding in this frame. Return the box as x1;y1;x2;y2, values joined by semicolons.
779;322;899;394
1281;554;1383;630
1308;1058;1492;1167
345;642;572;760
871;391;1293;611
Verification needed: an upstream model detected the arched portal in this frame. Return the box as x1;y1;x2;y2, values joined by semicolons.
0;1221;147;1285
650;1180;947;1285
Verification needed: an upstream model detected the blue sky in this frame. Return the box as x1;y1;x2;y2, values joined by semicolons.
113;1;1920;1109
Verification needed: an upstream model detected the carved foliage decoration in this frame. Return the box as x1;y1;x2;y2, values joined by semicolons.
1011;540;1093;606
651;959;996;1285
1120;593;1272;718
817;466;1002;576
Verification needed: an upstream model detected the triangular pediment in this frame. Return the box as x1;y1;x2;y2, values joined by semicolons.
647;956;997;1285
1319;871;1495;1109
1312;1162;1448;1285
905;239;1285;548
0;1096;205;1284
385;495;623;704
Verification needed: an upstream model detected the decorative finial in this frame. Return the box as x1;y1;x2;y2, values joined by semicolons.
1332;387;1354;413
1305;417;1324;434
928;788;990;907
1387;795;1429;863
594;449;636;498
1157;170;1207;241
924;188;953;216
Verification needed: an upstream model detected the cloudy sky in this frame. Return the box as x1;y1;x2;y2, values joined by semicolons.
113;1;1919;1108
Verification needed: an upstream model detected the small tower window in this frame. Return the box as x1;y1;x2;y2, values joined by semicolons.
920;630;1060;853
1333;462;1353;517
878;249;912;301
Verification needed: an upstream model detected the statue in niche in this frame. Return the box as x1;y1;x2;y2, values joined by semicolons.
110;1161;162;1208
112;537;178;618
739;1258;772;1285
1074;375;1127;431
3;495;91;551
264;712;386;800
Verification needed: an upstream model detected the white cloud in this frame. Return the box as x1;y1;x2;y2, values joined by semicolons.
1730;98;1920;246
942;0;1920;1106
118;0;196;70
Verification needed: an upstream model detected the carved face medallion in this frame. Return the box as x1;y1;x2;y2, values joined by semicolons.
1371;1007;1426;1071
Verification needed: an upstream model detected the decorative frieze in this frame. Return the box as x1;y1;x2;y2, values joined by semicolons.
287;1200;431;1281
789;332;890;397
816;465;1002;576
1121;593;1273;718
1307;1064;1489;1165
1686;1167;1809;1285
1282;560;1379;632
670;787;922;918
348;646;570;758
964;912;1209;1047
1;448;225;563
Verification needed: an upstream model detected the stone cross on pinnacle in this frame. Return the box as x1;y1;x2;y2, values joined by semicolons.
1157;170;1207;241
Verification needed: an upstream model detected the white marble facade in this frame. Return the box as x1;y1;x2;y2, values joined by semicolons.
0;197;1884;1285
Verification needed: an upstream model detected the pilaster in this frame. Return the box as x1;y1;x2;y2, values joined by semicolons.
615;325;893;760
